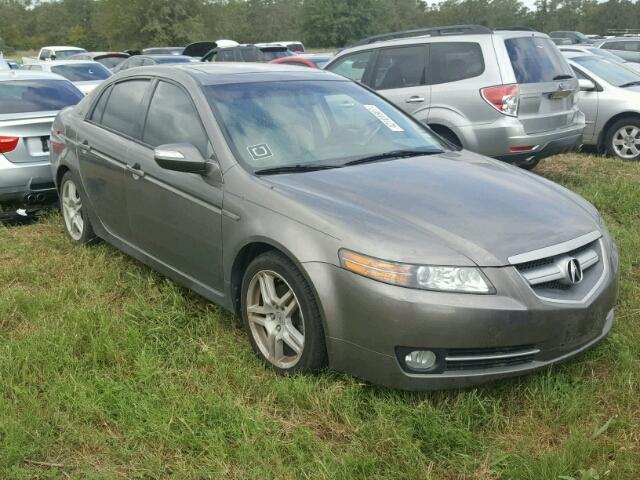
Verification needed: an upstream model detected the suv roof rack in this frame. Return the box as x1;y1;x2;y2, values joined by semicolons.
493;26;538;32
346;25;493;48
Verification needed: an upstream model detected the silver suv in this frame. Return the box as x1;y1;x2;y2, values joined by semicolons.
326;25;585;169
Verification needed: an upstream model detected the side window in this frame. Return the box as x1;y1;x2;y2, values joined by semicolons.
39;49;50;60
89;85;112;123
142;81;209;156
571;67;588;80
603;42;623;50
141;58;155;66
371;45;427;90
217;49;236;62
31;65;43;71
625;41;640;52
431;42;484;84
326;50;373;82
100;80;150;137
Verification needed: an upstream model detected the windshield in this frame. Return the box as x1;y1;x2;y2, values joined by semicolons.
573;56;640;86
155;57;192;64
54;49;87;60
0;79;83;114
51;63;112;81
588;48;626;63
204;80;445;172
506;37;574;83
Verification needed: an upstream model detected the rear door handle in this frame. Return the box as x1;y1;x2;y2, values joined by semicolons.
126;163;145;178
79;139;91;151
405;96;426;104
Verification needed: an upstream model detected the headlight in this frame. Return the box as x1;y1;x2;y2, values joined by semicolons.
339;250;494;294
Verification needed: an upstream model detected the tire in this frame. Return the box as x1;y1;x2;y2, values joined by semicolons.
605;117;640;160
60;171;96;244
518;157;541;170
241;251;327;374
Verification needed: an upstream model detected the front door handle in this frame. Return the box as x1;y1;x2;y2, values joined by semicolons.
126;163;145;178
79;139;91;151
405;96;426;104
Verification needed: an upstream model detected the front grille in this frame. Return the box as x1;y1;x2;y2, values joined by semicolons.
512;235;605;302
444;344;539;371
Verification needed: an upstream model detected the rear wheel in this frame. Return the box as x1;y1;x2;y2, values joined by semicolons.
241;251;326;374
606;117;640;160
60;171;96;244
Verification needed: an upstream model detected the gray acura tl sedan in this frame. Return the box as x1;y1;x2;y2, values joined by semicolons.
50;64;619;390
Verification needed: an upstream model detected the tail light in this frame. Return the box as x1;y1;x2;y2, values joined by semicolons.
0;136;19;153
481;84;519;117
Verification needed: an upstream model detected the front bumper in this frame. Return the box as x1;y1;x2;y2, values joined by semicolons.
304;255;618;390
0;154;57;202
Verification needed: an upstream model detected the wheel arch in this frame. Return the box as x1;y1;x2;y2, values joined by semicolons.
228;238;327;329
597;111;640;149
55;165;71;192
428;123;463;148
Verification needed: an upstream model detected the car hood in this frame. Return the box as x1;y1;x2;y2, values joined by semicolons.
260;151;601;267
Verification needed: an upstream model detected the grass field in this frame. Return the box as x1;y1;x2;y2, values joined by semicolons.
0;153;638;479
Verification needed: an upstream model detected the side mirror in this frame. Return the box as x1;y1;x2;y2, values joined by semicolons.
578;78;596;91
154;143;208;174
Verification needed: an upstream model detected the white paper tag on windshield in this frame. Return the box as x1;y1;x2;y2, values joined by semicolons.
363;105;404;132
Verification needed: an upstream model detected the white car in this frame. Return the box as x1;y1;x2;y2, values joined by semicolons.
560;45;640;71
21;60;111;95
37;46;87;61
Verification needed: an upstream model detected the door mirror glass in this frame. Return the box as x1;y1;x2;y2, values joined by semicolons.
154;143;208;173
578;78;596;91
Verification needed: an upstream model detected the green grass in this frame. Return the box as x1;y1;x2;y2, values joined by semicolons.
1;153;639;479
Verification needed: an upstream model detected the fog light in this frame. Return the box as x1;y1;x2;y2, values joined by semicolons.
404;350;437;371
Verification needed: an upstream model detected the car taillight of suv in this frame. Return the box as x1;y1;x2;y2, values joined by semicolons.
480;84;520;117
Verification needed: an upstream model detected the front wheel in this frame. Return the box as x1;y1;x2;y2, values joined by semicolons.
606;118;640;160
60;171;96;244
241;251;327;374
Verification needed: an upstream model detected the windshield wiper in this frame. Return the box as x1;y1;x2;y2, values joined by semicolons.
343;149;443;167
254;164;339;175
553;74;574;80
619;80;640;88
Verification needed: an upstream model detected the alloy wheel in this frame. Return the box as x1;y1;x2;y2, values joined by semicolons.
612;125;640;159
246;270;305;369
62;179;84;241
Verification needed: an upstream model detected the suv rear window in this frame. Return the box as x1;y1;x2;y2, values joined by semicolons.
0;79;83;114
505;37;573;83
51;63;112;81
431;42;484;84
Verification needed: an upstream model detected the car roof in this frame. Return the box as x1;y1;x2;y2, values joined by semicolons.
139;54;193;60
42;46;86;51
0;70;69;82
118;62;344;85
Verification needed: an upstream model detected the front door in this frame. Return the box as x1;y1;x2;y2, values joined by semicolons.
124;80;225;295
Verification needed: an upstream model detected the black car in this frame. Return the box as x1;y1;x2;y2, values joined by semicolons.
201;45;294;63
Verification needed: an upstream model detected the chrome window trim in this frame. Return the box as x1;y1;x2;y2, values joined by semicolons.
508;230;601;265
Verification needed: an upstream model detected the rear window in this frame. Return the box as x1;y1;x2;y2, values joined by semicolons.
505;37;574;83
51;63;112;81
97;56;127;69
0;79;83;114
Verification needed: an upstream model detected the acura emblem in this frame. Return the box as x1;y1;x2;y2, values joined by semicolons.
567;258;583;285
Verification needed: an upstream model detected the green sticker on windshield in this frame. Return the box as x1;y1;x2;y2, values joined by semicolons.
363;105;404;132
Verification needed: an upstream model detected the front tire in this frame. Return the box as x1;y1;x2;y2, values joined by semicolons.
60;171;96;244
606;117;640;160
241;251;327;374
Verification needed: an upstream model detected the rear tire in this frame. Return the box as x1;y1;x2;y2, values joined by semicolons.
60;171;96;244
241;251;327;374
605;117;640;160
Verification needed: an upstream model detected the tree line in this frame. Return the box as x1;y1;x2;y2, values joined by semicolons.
1;0;640;52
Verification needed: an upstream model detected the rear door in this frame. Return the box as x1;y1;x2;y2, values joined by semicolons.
77;79;151;241
367;44;430;116
501;35;579;134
